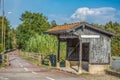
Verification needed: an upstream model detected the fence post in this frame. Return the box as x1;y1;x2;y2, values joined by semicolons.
26;52;28;56
41;55;44;64
28;52;29;57
2;54;4;65
5;54;9;66
29;53;32;58
33;53;36;60
38;54;42;65
20;49;22;56
49;60;51;67
3;54;9;66
25;52;27;56
21;51;23;56
32;53;34;59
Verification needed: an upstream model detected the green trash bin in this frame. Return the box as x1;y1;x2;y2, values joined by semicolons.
49;54;56;67
0;54;3;64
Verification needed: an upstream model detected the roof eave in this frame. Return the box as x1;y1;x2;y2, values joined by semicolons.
45;30;68;35
85;24;115;37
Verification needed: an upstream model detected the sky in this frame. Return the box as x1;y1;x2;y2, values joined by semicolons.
1;0;120;28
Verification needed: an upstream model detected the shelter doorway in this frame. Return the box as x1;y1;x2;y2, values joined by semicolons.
82;43;90;71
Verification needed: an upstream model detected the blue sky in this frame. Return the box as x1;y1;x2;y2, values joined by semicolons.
1;0;120;28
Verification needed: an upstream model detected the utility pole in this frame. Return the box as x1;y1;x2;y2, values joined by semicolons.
1;0;5;51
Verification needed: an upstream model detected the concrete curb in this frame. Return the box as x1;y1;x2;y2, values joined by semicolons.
56;68;81;75
105;70;120;78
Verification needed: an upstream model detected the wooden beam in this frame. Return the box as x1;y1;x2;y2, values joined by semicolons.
57;38;60;62
66;40;68;60
59;34;77;39
57;36;60;68
78;37;82;74
109;39;112;65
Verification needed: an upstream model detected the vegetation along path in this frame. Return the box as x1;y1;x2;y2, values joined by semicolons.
0;51;119;80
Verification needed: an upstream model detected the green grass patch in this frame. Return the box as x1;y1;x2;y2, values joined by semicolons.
19;54;56;70
0;63;9;70
20;54;38;65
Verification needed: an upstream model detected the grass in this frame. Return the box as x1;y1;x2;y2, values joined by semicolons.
108;66;120;72
19;53;56;70
0;62;9;70
19;51;67;70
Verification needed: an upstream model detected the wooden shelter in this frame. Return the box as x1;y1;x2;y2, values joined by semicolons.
46;22;114;74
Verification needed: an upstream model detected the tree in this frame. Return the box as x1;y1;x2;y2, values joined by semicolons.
51;20;57;27
20;11;50;33
16;11;50;49
0;16;11;52
104;22;120;56
8;28;17;49
64;23;68;25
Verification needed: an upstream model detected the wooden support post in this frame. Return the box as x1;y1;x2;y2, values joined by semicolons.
57;38;60;68
65;60;70;68
109;40;112;66
65;41;70;68
78;37;82;74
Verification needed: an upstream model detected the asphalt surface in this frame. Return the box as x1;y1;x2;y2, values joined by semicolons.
0;52;85;80
0;52;119;80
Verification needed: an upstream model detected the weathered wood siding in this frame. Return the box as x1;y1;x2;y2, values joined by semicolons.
75;26;111;64
90;37;111;64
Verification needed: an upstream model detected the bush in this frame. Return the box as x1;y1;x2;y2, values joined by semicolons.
25;34;66;61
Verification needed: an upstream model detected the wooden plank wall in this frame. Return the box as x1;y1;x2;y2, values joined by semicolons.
89;36;111;64
76;27;111;64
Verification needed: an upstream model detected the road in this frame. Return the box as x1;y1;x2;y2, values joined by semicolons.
0;51;119;80
0;52;85;80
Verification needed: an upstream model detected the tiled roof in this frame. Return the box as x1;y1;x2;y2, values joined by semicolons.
46;22;115;36
47;22;83;32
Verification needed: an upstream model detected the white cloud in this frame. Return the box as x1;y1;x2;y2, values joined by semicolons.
71;7;119;24
8;11;12;14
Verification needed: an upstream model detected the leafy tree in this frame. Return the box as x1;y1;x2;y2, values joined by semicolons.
51;20;57;27
104;21;120;56
0;16;11;51
16;11;50;49
64;23;68;25
8;28;17;49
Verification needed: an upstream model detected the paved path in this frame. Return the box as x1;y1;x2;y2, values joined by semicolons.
0;51;119;80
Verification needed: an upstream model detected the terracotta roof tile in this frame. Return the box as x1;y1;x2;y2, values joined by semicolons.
46;22;115;36
47;22;83;32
